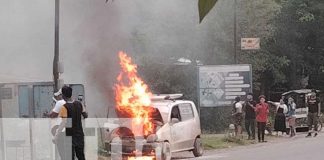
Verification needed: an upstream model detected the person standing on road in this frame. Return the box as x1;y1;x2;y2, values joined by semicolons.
255;95;269;142
53;86;87;160
306;90;321;137
273;99;288;136
232;96;243;137
244;93;256;140
287;97;296;137
46;88;67;159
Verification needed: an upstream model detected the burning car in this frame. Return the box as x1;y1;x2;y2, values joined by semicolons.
105;52;203;160
106;94;203;160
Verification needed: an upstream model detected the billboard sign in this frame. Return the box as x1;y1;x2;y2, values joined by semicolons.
241;38;260;50
198;64;252;107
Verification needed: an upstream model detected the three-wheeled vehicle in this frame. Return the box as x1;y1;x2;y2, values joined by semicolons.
282;89;323;131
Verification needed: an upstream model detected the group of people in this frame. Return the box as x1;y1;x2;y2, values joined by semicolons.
232;94;271;142
46;86;88;160
232;93;311;143
270;90;321;138
270;97;297;137
232;90;321;142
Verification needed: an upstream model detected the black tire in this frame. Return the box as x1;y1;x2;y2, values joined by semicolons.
162;142;171;160
193;137;204;157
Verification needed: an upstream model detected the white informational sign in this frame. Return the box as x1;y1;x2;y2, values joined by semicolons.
198;65;252;107
241;38;260;50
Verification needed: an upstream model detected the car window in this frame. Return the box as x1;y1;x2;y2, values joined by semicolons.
170;105;181;121
179;103;194;121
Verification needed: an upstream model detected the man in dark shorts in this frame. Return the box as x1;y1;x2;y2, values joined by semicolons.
306;90;321;137
244;93;256;140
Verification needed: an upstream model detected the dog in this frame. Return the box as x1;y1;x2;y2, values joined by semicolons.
228;124;236;137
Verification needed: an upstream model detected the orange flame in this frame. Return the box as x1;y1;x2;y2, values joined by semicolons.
115;51;154;136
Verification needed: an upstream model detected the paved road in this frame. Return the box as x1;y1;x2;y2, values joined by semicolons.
172;133;324;160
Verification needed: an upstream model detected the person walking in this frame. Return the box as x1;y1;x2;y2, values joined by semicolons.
287;97;296;137
53;86;87;160
244;93;256;140
273;99;287;136
232;96;243;137
306;90;321;137
255;95;269;142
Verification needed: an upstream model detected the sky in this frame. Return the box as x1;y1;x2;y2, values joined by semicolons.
0;0;234;117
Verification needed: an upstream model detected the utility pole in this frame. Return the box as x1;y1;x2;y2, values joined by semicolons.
53;0;60;92
53;2;61;159
234;0;238;64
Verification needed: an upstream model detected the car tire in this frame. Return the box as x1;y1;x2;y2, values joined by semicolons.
162;142;171;160
193;137;204;157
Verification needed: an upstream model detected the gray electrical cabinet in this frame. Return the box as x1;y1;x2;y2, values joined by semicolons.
0;82;85;118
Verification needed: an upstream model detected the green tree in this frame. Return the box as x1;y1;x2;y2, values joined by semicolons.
198;0;290;96
237;0;289;96
272;0;324;89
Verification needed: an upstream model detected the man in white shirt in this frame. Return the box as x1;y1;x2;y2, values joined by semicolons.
48;89;66;118
42;88;68;160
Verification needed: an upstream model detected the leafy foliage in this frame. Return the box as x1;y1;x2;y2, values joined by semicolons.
105;0;324;132
236;0;288;95
272;0;324;89
138;60;198;103
198;0;218;23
